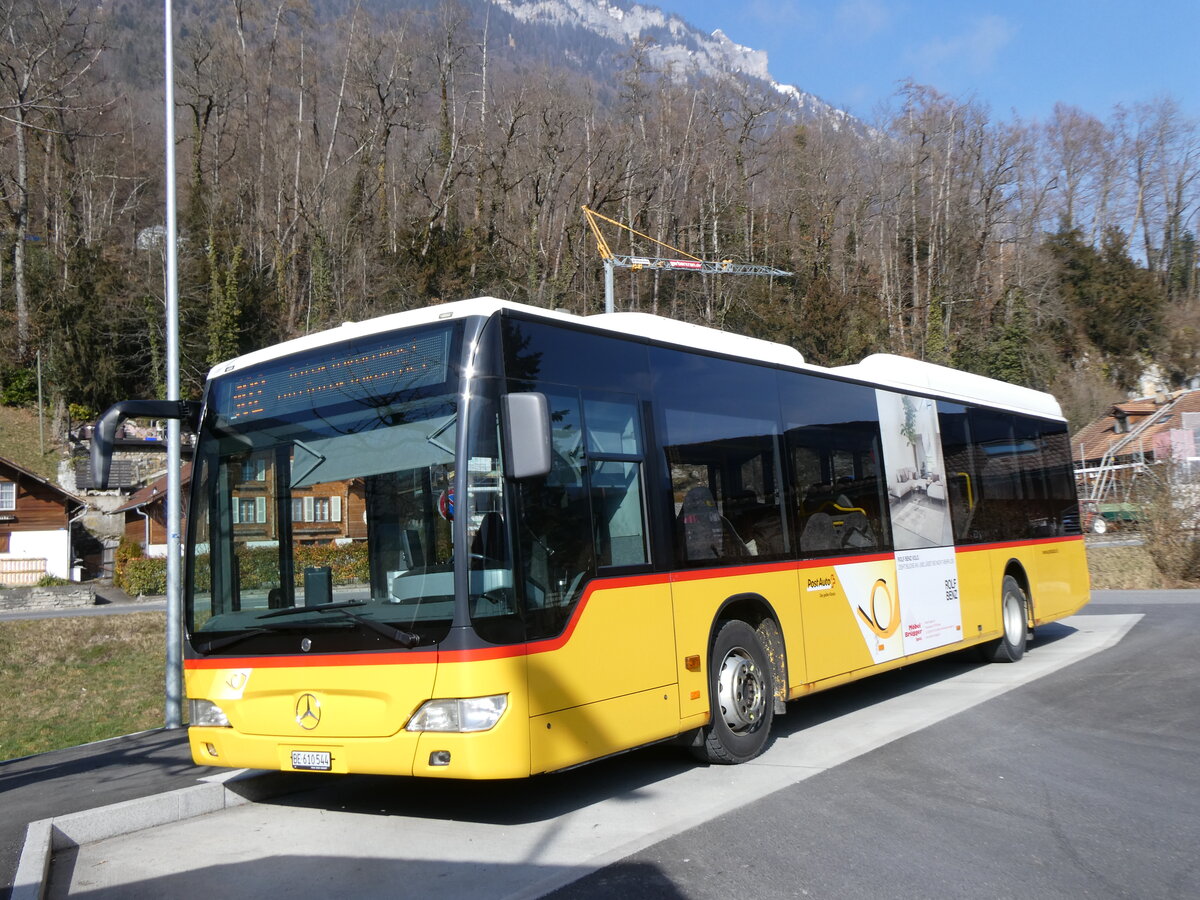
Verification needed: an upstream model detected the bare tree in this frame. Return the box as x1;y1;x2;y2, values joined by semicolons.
0;0;102;357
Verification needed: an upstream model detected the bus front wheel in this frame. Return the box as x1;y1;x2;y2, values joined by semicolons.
694;619;774;764
979;575;1028;663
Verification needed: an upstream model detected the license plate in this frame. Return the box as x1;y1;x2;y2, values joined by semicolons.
291;750;331;771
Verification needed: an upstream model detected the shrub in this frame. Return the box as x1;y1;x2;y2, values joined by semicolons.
35;575;70;587
1131;463;1200;585
0;366;37;407
158;542;370;595
119;557;168;596
68;402;97;423
114;538;162;595
115;537;145;567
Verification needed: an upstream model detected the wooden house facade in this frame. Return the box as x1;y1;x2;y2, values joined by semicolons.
0;455;84;583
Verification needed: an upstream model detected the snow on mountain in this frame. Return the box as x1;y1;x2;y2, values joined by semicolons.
489;0;852;125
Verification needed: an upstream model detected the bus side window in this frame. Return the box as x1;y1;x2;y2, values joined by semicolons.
780;370;889;556
666;439;785;564
583;394;649;569
517;391;595;639
651;346;788;567
791;437;886;553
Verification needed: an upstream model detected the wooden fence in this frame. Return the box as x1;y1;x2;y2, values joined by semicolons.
0;558;48;586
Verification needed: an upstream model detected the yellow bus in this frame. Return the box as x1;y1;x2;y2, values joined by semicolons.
95;298;1089;778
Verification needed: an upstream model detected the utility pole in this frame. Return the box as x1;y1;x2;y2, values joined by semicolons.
163;0;183;729
582;206;791;314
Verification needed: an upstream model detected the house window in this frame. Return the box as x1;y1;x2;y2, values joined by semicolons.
296;495;342;523
241;458;267;482
231;496;267;524
0;481;14;511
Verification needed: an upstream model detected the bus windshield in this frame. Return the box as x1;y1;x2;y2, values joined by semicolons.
186;322;468;654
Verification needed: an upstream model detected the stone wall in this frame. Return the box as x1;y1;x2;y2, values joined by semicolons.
0;584;97;612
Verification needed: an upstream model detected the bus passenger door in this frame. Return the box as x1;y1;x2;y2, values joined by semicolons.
519;389;677;773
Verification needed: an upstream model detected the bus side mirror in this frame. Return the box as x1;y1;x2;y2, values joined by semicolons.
502;392;551;480
91;400;201;489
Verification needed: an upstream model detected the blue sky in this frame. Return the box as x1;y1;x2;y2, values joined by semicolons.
660;0;1199;122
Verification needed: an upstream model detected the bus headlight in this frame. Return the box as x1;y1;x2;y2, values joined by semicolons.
406;695;508;733
189;699;231;727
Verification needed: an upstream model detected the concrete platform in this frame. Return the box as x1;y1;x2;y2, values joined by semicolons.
13;614;1139;900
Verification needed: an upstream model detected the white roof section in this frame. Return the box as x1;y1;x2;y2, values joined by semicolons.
832;354;1064;420
207;297;533;379
585;311;805;367
207;297;806;379
207;298;1062;419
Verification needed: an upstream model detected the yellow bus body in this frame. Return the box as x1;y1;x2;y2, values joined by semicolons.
186;536;1088;779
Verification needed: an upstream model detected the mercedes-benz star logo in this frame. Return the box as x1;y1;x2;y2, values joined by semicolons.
295;693;322;730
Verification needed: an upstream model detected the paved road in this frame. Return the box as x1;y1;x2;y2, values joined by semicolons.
0;601;166;621
555;591;1200;899
8;591;1196;899
0;730;211;899
0;586;165;622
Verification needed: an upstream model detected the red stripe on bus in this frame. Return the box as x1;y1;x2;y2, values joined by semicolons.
668;553;893;584
956;535;1083;554
183;572;666;670
183;540;1073;671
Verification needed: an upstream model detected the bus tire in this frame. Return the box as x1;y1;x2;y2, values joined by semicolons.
979;575;1028;663
694;619;774;764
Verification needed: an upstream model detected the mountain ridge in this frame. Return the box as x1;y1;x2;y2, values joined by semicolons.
479;0;855;125
186;0;856;126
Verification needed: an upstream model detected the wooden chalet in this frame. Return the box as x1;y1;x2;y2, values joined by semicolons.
0;455;84;583
116;462;365;555
113;464;192;556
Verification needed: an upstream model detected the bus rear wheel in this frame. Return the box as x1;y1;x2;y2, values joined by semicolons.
979;575;1028;663
694;619;774;764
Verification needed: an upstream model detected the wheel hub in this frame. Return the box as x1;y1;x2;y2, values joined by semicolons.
717;648;766;732
1003;592;1024;644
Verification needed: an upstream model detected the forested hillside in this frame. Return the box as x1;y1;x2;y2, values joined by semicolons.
1;0;1196;433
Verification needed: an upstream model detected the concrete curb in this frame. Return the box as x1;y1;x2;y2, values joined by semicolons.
11;769;330;900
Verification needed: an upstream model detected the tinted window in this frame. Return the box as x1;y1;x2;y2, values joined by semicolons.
937;402;979;542
502;317;649;393
780;372;889;556
950;408;1079;542
651;348;787;566
584;393;648;568
515;389;595;640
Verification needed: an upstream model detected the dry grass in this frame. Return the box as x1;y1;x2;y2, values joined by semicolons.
0;613;166;761
0;404;63;480
1086;542;1166;589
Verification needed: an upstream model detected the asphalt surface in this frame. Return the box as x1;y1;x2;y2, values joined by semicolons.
0;586;165;622
4;590;1196;899
0;729;213;899
552;591;1200;899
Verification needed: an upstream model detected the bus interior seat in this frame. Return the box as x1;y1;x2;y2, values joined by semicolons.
470;511;508;565
678;486;723;559
677;486;749;560
799;512;839;553
835;510;875;549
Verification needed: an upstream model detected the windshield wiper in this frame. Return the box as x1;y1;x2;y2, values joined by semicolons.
194;622;304;654
261;601;422;648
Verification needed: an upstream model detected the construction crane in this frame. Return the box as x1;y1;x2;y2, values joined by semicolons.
582;205;792;314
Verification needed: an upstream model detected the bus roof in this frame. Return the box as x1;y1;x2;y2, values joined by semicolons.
832;355;1063;420
207;297;1062;420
